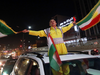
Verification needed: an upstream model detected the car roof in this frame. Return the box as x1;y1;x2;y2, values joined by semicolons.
21;51;99;64
43;54;99;63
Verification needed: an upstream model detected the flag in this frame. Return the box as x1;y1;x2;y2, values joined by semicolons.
76;0;100;30
73;17;76;21
0;19;17;38
47;33;62;71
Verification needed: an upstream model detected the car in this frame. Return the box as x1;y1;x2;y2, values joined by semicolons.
1;59;17;75
81;49;99;55
10;51;100;75
0;59;8;70
0;55;13;71
68;49;99;55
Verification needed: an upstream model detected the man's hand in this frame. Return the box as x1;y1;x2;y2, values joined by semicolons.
22;29;29;33
72;21;76;26
73;21;76;24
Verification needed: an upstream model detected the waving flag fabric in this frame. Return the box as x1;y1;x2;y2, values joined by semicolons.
47;33;62;71
0;19;17;38
76;0;100;30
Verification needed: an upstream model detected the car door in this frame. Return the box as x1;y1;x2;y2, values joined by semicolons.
10;56;45;75
27;59;40;75
86;57;100;75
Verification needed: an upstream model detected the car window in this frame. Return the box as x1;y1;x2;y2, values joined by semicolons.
27;59;40;75
44;63;53;75
86;58;100;75
88;58;100;70
1;60;17;75
14;58;30;75
44;60;86;75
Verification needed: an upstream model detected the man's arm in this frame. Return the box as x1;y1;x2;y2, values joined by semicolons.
62;21;76;33
22;29;47;37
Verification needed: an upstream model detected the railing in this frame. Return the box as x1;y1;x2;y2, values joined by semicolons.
31;39;100;52
66;39;100;51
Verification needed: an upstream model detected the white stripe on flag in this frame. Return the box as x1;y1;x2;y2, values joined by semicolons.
0;32;7;38
79;19;92;28
53;54;57;62
47;37;52;49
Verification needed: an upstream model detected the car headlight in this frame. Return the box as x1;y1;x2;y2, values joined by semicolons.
3;72;9;75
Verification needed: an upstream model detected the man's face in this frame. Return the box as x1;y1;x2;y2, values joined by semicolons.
49;19;57;27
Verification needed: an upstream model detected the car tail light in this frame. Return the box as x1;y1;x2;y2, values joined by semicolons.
91;49;99;55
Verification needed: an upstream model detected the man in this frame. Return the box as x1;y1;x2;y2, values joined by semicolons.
22;19;76;75
23;19;75;54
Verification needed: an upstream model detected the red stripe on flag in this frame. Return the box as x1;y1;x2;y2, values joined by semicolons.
73;17;76;21
48;33;62;64
81;14;100;30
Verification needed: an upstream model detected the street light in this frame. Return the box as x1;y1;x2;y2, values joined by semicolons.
38;36;40;39
28;26;32;29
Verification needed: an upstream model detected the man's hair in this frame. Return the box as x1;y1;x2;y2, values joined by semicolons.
49;18;56;24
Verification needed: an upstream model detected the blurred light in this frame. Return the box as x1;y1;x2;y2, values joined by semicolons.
60;17;74;27
74;25;78;32
60;23;63;25
33;62;37;65
20;39;22;42
28;41;30;43
20;45;22;47
3;72;9;75
28;46;31;49
64;21;66;24
94;42;98;45
15;66;18;70
84;38;87;41
94;49;97;51
27;60;29;63
0;62;2;65
71;40;73;43
38;36;40;39
28;26;32;29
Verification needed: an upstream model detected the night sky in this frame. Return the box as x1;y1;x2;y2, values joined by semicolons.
0;0;75;47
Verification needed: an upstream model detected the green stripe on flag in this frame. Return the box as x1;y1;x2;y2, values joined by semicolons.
49;44;56;61
50;58;60;71
49;44;60;71
0;19;16;37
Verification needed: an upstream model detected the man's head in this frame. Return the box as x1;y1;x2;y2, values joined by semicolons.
49;19;57;27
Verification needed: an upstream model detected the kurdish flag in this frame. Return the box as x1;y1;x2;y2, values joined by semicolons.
47;33;62;71
0;19;17;38
76;0;100;30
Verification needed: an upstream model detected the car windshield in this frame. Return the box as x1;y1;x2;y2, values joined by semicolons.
14;58;30;75
44;58;100;75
